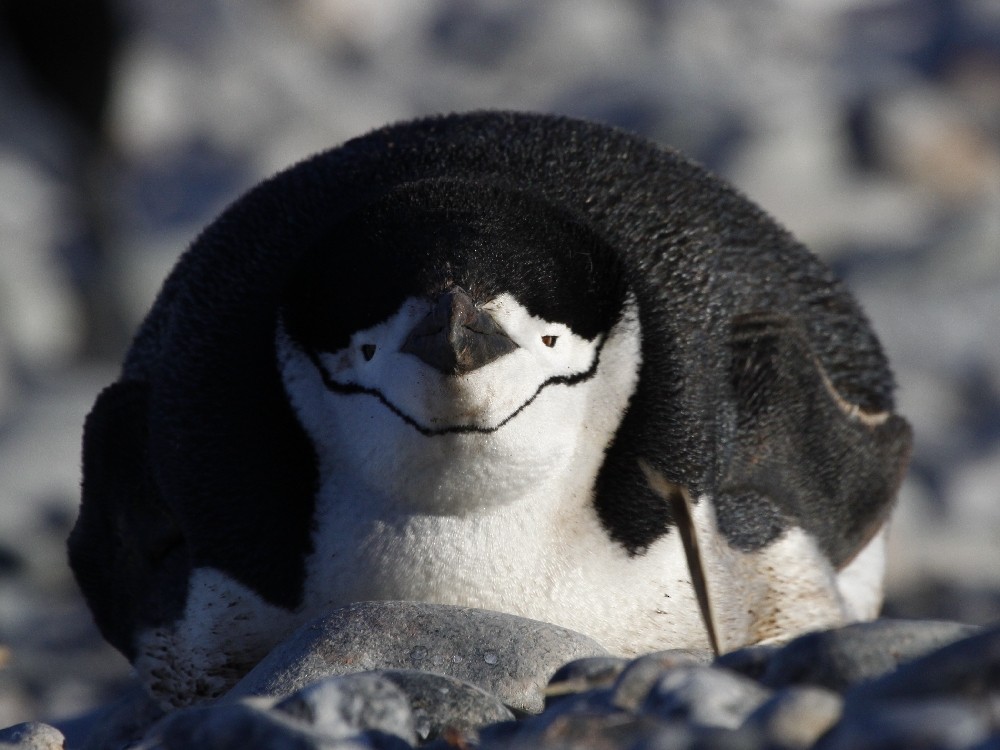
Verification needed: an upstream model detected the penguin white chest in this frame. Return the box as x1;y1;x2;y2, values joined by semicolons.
275;294;701;650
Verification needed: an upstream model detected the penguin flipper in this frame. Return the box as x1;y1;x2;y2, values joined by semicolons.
716;311;911;567
687;311;912;642
68;380;189;662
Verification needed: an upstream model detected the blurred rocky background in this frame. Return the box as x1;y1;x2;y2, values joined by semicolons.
0;0;998;733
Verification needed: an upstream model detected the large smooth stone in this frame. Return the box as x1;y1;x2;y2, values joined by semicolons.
227;601;609;713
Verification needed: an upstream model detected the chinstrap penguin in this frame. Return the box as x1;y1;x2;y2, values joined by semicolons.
68;111;912;708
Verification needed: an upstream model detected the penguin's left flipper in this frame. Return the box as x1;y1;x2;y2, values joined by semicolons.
67;380;189;661
708;311;910;646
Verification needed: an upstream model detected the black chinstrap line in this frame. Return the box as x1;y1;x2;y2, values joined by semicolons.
304;340;606;437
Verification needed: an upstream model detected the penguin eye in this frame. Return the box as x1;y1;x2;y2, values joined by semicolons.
361;344;376;361
541;335;558;348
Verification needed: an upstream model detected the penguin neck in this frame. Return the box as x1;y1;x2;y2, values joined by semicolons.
315;388;603;518
303;421;614;610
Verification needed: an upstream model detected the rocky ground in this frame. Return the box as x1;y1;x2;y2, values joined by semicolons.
4;604;1000;749
1;0;999;747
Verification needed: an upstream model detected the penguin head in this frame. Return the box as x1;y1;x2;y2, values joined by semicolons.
277;179;642;510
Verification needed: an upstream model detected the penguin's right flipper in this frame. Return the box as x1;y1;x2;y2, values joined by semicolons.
68;380;189;661
680;311;913;647
717;311;911;568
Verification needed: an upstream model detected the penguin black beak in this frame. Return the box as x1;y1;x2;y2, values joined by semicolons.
401;288;518;374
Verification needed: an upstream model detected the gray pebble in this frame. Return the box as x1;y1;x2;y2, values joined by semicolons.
742;686;843;749
140;698;414;750
714;643;782;681
0;722;64;749
273;673;416;746
133;673;415;750
76;683;165;750
363;670;513;742
137;701;358;750
610;650;714;713
848;623;1000;704
640;665;772;730
227;601;608;713
816;697;991;750
543;657;629;709
494;711;681;750
757;619;979;691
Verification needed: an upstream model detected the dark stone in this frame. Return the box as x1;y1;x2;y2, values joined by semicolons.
758;619;979;691
544;656;629;709
144;702;335;750
847;623;1000;704
77;684;165;750
359;670;513;743
640;666;771;729
501;711;681;750
714;643;782;681
816;698;991;750
743;686;843;749
273;673;416;746
0;545;24;577
131;672;416;749
610;649;714;712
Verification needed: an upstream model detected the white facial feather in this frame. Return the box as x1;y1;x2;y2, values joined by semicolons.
304;293;600;432
276;293;636;513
